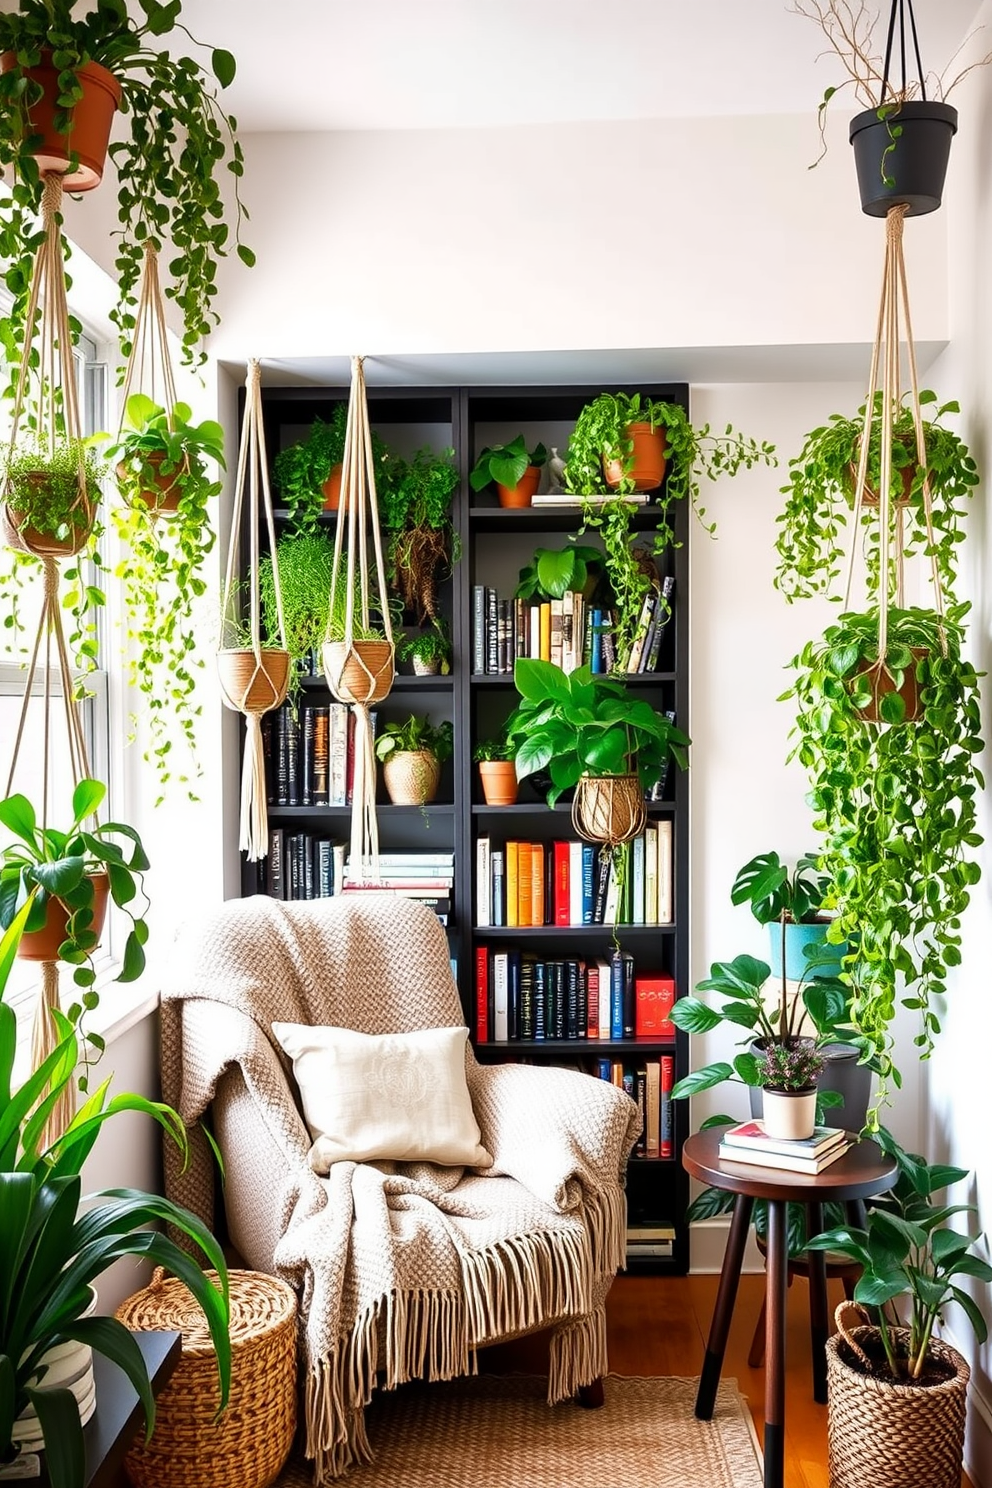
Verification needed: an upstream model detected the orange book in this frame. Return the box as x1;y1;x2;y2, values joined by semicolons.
531;843;545;926
506;841;519;928
517;842;533;927
539;602;551;661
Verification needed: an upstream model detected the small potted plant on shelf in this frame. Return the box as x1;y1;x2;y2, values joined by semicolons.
374;714;453;806
272;405;395;531
259;530;334;696
0;902;232;1488
398;621;452;676
470;435;548;507
473;736;518;806
505;657;689;844
807;1127;992;1488
731;849;844;980
109;394;223;798
774;391;978;604
0;778;151;994
784;602;984;1089
0;0;253;370
379;446;460;626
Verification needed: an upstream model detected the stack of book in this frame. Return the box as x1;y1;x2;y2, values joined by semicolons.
342;852;454;924
717;1120;851;1173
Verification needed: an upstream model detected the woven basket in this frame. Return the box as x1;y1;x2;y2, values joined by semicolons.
116;1268;298;1488
383;749;441;805
216;648;291;715
571;773;646;845
322;639;394;704
825;1314;969;1488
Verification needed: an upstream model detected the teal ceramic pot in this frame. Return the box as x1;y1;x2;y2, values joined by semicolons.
767;919;845;982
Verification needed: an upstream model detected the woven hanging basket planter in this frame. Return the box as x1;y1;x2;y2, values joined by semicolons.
322;638;394;706
0;487;96;557
116;1269;297;1488
572;773;647;846
217;647;291;715
382;749;441;806
825;1308;969;1488
0;51;121;191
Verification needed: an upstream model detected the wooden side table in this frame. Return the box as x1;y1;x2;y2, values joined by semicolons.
682;1129;898;1488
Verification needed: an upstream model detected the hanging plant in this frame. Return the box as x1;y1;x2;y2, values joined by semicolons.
258;530;334;695
378;446;460;625
0;0;253;371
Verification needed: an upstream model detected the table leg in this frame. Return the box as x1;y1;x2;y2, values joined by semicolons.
845;1197;868;1230
806;1200;828;1404
764;1198;788;1488
695;1193;753;1421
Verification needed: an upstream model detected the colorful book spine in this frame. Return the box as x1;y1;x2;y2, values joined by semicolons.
475;946;489;1043
660;1054;675;1158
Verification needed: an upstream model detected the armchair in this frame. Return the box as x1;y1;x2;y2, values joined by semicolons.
160;894;638;1483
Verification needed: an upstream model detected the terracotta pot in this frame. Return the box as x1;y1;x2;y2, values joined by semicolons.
382;750;441;806
603;423;668;493
1;51;121;192
1;481;96;557
761;1086;817;1141
216;648;291;714
571;773;646;845
479;760;518;806
322;640;394;705
18;873;110;963
322;463;343;511
496;465;540;508
853;646;928;724
117;452;185;514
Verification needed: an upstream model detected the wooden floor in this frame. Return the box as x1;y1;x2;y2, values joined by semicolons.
482;1271;975;1488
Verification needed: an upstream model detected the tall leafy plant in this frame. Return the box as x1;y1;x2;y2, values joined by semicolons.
378;446;460;625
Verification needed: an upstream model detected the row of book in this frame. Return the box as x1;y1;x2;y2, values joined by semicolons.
475;826;673;929
475;945;676;1044
471;576;674;677
264;844;453;921
599;1057;676;1159
264;704;380;808
716;1120;852;1174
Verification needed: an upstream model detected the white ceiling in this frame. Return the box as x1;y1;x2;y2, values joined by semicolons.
180;0;988;133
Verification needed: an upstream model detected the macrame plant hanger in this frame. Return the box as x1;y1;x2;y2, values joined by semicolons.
116;242;184;502
218;359;290;861
322;356;395;883
2;173;97;1143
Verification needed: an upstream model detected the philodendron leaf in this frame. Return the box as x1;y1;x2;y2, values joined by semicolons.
70;779;104;826
513;657;570;704
0;794;36;847
670;1062;734;1099
535;548;578;598
212;48;237;88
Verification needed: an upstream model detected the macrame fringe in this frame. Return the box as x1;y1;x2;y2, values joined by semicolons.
239;712;268;861
30;960;74;1147
347;703;380;882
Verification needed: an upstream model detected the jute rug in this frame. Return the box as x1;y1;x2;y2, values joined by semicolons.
273;1374;763;1487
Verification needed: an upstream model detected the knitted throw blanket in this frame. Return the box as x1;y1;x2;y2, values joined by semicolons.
160;896;639;1481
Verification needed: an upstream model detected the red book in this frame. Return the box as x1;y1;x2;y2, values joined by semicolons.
475;946;489;1044
635;975;676;1038
660;1054;675;1158
553;840;570;926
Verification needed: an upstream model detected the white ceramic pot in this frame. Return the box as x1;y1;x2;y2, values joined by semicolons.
761;1087;817;1141
12;1288;98;1451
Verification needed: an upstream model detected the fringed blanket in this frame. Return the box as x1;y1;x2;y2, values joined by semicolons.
160;895;639;1481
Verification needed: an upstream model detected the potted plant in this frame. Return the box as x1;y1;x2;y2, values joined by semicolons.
398;622;452;677
379;446;460;625
0;0;253;370
514;543;602;602
473;736;518;806
470;435;547;508
0;778;150;995
107;395;223;798
258;530;334;697
774;391;978;604
272;406;395;532
505;657;689;844
321;555;394;707
0;902;232;1488
731;850;844;981
808;1127;992;1488
1;437;104;557
374;714;453;806
751;1039;826;1140
785;603;984;1088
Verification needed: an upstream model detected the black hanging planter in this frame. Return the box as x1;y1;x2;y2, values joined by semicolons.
850;100;958;217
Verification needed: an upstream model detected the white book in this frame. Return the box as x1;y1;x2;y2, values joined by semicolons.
644;824;658;926
569;841;583;927
476;836;491;927
529;605;541;660
657;819;673;925
573;594;585;670
632;832;646;926
331;843;346;897
603;858;620;926
493;952;509;1041
329;703;348;806
625;590;656;675
561;590;575;673
597;958;612;1040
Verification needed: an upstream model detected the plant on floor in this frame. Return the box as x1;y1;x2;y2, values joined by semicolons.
378;446;460;625
514;543;601;602
0;902;232;1488
784;603;984;1086
774;391;978;603
807;1126;992;1379
0;0;253;370
108;395;223;799
259;530;334;693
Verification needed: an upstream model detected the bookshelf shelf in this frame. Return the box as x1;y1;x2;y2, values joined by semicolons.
240;377;691;1274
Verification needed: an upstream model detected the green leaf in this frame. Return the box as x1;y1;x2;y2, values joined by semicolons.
212;48;236;88
668;998;722;1034
70;779;104;826
66;1316;157;1443
0;793;37;847
24;1384;84;1488
670;1062;734;1099
513;657;571;704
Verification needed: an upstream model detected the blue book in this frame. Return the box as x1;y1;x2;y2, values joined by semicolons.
610;949;624;1040
596;1056;612;1081
533;960;547;1040
581;844;596;925
590;609;603;673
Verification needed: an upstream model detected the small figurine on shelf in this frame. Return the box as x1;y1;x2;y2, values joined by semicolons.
545;446;568;494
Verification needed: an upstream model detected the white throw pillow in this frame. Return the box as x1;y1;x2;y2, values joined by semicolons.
271;1022;492;1170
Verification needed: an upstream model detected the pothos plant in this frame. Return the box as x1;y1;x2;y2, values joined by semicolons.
564;392;775;662
272;406;394;536
783;603;984;1090
108;395;222;801
378;446;460;626
0;0;253;371
774;390;978;605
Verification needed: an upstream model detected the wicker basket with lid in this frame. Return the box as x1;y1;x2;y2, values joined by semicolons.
116;1267;297;1488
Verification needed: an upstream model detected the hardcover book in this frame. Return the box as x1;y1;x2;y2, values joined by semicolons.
717;1138;852;1174
720;1121;847;1157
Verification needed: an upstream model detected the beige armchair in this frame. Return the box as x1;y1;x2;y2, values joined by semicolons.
160;894;639;1482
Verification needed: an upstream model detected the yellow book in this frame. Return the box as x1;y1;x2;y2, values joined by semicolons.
506;840;519;928
517;842;533;927
531;844;545;926
539;602;551;662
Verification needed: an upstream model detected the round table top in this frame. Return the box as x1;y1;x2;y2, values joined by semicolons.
682;1127;899;1203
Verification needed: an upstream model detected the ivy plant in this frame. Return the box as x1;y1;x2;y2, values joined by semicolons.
0;0;253;370
775;391;978;604
784;604;985;1088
